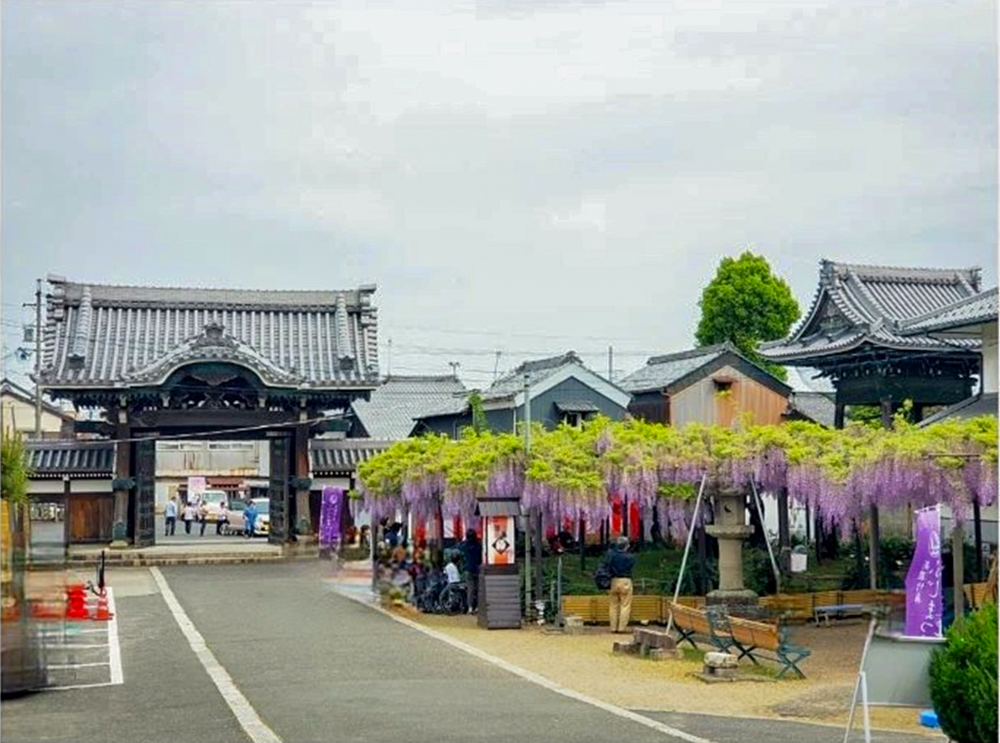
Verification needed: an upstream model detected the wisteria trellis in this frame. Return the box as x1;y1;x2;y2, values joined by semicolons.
357;416;998;540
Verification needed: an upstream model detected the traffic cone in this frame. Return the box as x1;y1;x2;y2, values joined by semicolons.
1;597;19;622
31;598;62;620
65;585;89;620
92;593;113;621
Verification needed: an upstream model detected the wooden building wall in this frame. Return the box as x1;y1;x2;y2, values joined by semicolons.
669;364;789;428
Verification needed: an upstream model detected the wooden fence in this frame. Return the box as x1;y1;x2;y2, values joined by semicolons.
560;584;992;624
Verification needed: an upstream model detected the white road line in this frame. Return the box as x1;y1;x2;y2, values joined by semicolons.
330;589;716;743
107;587;124;685
47;662;111;670
47;682;116;692
150;567;282;743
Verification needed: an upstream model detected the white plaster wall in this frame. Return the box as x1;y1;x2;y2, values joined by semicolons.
982;321;997;394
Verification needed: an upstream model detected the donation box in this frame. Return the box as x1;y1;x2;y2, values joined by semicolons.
476;498;522;629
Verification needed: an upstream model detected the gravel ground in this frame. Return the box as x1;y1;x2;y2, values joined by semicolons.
405;612;938;737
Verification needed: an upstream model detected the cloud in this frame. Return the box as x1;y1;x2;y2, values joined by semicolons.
1;0;995;387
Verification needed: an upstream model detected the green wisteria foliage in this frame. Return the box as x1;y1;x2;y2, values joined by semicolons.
357;416;997;539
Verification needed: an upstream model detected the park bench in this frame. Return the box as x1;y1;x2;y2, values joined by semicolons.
668;602;811;679
813;602;864;626
724;614;811;679
668;602;736;653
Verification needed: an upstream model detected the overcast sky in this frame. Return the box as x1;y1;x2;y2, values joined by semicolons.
2;0;996;390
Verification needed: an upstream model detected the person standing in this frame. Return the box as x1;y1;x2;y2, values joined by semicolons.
182;500;196;535
198;500;209;537
216;502;228;535
244;501;258;539
459;528;482;614
606;536;636;633
164;497;177;537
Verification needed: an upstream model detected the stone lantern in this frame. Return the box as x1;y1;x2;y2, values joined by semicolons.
705;484;759;616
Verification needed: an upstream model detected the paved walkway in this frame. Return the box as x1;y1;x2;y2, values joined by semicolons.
1;564;943;743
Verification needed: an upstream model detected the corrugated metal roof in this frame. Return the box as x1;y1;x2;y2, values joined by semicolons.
619;344;730;393
901;288;998;335
351;375;467;439
310;438;393;474
763;261;983;363
26;441;115;478
39;278;380;389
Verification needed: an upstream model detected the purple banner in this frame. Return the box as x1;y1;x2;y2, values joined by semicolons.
905;505;943;638
319;486;345;549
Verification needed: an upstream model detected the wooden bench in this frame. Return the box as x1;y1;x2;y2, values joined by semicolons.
725;613;811;679
668;602;811;678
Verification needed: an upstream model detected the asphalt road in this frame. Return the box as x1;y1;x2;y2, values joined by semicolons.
1;563;943;743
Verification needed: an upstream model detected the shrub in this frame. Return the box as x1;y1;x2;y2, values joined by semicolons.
929;602;998;743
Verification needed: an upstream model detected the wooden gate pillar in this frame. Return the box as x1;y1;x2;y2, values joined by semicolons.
293;419;311;537
111;403;131;548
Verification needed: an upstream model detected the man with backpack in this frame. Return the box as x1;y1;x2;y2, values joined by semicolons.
599;536;635;633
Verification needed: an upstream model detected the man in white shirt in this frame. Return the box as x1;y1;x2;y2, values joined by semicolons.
444;557;461;584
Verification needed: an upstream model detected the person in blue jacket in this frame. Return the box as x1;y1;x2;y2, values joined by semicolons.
244;501;258;539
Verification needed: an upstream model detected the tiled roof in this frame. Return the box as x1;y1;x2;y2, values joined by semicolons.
619;343;732;393
619;342;790;398
38;277;379;389
419;351;629;420
918;393;998;427
310;438;393;474
26;441;115;478
483;351;583;401
351;375;467;439
0;378;74;420
782;367;835;394
785;391;837;428
900;287;998;335
762;260;982;363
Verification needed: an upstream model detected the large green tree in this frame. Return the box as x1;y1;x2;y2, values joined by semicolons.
695;251;800;380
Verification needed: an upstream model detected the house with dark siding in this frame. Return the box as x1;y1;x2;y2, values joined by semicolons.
413;351;630;438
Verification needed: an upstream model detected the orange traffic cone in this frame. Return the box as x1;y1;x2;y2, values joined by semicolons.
65;585;89;620
92;593;113;621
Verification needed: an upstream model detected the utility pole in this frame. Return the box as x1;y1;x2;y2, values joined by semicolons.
448;361;460;379
35;279;42;438
523;374;532;614
387;338;392;376
22;280;44;438
608;345;613;382
493;350;501;383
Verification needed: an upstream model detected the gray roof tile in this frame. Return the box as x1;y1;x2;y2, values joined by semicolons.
918;393;998;426
786;391;837;428
763;260;982;362
39;278;379;389
619;344;729;393
26;441;115;478
310;438;393;474
901;287;998;335
351;375;467;439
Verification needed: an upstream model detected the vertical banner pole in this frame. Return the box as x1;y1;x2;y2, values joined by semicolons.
750;479;782;594
843;617;877;743
666;475;707;635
